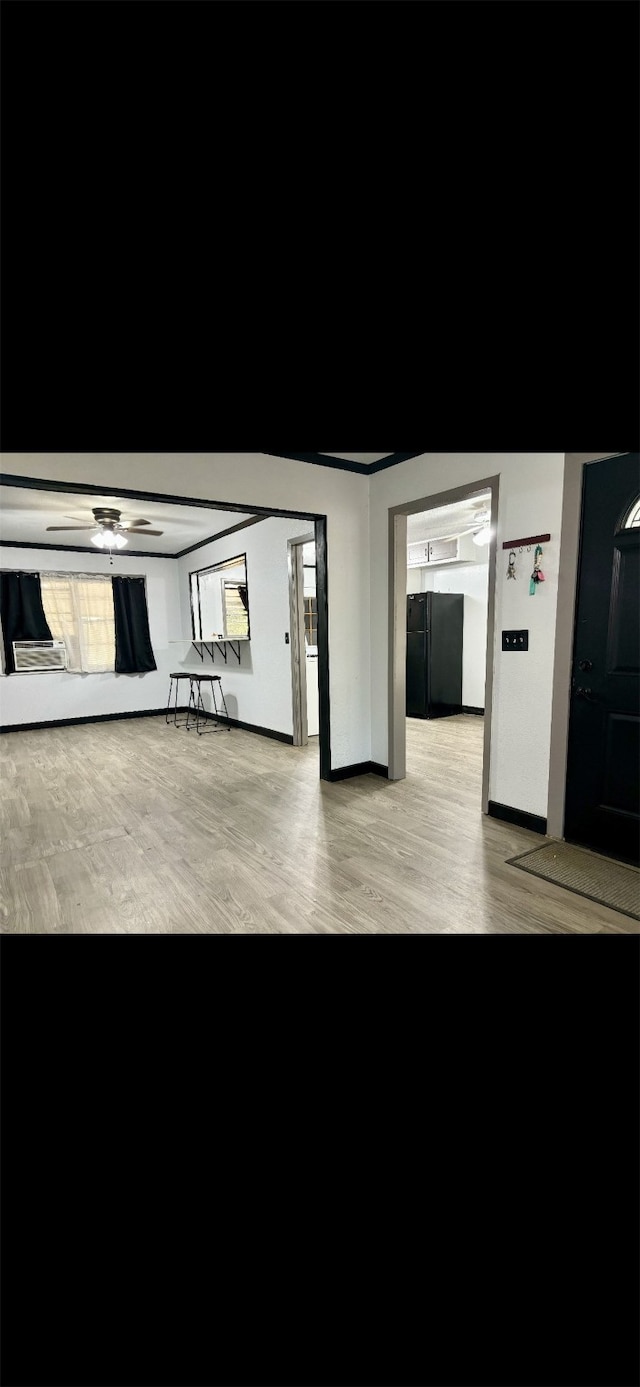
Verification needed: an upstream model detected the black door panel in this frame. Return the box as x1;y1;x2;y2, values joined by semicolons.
601;712;640;816
565;453;640;864
606;538;639;673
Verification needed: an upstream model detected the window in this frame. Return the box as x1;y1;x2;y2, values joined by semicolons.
304;596;317;646
222;582;249;638
191;554;249;640
41;574;116;672
303;545;317;647
623;497;640;529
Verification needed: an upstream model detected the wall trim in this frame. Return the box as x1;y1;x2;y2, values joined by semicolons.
263;451;428;475
199;712;294;744
0;539;175;559
461;705;485;716
368;452;427;474
0;707;298;744
0;708;173;733
328;760;389;782
174;515;266;559
263;451;370;475
0;473;320;521
488;801;547;835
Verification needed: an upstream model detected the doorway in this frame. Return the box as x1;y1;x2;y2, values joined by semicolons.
564;452;640;864
0;472;333;779
403;490;493;802
388;475;500;811
288;532;320;747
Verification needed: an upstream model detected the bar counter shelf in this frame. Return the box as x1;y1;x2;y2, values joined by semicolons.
169;637;249;664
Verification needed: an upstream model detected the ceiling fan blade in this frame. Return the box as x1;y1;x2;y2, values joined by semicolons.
126;528;164;536
46;525;97;532
120;519;151;527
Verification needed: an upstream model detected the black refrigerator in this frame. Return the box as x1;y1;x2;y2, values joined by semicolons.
406;592;464;719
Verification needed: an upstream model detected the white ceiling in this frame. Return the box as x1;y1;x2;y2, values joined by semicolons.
0;485;258;556
318;452;394;464
0;481;492;556
406;492;491;545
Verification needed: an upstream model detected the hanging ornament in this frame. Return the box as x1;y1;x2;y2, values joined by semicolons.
507;550;517;579
529;544;545;595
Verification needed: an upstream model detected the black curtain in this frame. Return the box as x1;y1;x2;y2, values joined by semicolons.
238;584;249;612
112;576;157;674
0;572;53;674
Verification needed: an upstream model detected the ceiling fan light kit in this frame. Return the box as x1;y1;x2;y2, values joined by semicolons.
45;507;164;553
91;531;127;549
470;506;491;547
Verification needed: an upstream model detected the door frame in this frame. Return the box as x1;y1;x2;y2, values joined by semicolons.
287;530;315;747
388;475;500;813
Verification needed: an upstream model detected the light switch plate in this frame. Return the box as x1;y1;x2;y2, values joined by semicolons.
502;630;528;650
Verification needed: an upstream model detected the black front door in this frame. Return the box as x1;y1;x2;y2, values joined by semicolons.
564;453;640;864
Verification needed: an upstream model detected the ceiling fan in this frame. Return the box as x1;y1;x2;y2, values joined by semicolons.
46;507;164;548
469;505;492;546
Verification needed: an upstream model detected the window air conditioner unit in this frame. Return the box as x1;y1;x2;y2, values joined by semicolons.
12;640;67;672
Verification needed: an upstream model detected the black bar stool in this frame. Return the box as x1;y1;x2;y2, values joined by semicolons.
186;673;231;735
166;672;194;727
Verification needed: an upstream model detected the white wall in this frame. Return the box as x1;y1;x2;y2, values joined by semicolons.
373;454;566;818
3;454;371;768
176;517;313;737
0;547;180;726
407;557;489;709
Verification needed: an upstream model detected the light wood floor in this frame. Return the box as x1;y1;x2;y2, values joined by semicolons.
1;715;636;933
